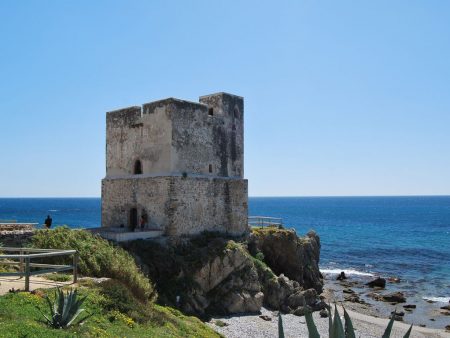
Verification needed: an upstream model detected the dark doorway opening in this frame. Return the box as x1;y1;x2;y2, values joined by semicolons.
134;160;142;174
129;208;138;231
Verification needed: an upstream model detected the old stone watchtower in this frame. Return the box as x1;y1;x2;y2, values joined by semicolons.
101;92;248;236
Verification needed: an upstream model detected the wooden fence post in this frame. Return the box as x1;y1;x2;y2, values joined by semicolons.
73;252;78;284
25;257;30;292
19;249;24;278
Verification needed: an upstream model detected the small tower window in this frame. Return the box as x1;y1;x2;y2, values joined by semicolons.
209;164;213;173
234;107;239;118
134;160;142;174
208;108;214;116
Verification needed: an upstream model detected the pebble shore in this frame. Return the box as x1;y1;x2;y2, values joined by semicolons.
207;306;450;338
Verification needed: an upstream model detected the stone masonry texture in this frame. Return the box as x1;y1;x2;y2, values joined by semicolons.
101;92;248;236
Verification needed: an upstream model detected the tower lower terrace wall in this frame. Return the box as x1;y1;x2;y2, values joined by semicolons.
101;176;248;236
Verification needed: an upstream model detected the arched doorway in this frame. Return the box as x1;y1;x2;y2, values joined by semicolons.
134;160;142;174
129;208;138;231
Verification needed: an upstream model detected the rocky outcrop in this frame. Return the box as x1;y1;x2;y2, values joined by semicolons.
248;228;323;293
125;236;263;316
124;229;324;317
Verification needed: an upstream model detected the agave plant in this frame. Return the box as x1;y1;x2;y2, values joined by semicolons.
278;304;413;338
278;312;285;338
39;288;90;328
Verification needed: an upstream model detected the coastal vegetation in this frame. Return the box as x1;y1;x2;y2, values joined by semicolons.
0;282;220;337
0;227;220;337
31;226;155;301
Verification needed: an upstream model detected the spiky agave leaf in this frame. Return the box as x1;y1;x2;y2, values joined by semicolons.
343;307;356;338
305;308;320;338
382;311;396;338
39;287;89;328
403;324;413;338
67;291;87;325
278;313;285;338
68;310;95;327
56;288;64;315
65;308;85;327
326;304;333;338
44;294;55;319
330;304;345;338
61;289;75;325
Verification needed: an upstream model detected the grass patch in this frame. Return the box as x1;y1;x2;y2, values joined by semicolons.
0;284;221;337
43;273;72;282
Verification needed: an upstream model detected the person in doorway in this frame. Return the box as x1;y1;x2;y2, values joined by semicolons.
44;215;52;229
140;213;148;230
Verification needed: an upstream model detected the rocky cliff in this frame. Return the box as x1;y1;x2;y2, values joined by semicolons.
123;228;324;318
248;228;323;293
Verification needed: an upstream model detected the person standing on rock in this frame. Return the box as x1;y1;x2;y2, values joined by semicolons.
44;215;52;229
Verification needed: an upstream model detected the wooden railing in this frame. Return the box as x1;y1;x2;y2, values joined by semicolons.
0;247;78;291
248;216;283;228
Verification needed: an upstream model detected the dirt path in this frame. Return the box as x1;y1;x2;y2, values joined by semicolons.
0;276;74;295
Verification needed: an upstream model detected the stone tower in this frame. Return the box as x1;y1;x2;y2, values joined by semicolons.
101;92;248;236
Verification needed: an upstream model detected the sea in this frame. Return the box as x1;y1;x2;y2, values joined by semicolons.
1;196;449;306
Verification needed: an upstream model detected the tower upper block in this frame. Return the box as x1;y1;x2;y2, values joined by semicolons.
105;92;244;178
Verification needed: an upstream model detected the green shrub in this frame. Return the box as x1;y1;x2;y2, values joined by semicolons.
255;251;265;261
44;273;72;282
31;227;156;302
98;279;151;323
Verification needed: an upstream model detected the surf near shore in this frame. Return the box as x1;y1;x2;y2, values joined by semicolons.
321;269;450;331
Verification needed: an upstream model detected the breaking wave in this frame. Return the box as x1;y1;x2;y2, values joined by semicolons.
422;296;450;303
320;268;374;277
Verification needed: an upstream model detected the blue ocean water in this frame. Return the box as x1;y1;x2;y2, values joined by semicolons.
0;196;449;302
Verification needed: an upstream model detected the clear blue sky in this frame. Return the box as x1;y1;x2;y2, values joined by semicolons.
1;1;449;197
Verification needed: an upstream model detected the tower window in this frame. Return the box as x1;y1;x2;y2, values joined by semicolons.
234;108;239;118
208;108;214;116
209;164;213;173
134;160;142;174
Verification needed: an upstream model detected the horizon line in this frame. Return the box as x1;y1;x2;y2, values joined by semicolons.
1;194;449;199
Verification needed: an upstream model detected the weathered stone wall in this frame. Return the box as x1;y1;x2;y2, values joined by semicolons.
106;105;173;177
105;93;243;178
171;93;244;178
101;176;248;236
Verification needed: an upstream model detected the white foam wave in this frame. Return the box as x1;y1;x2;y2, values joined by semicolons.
48;210;58;212
320;268;374;277
422;296;450;303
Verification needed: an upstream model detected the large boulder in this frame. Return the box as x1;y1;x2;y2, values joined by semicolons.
366;277;386;288
249;228;323;293
382;292;406;303
262;274;323;314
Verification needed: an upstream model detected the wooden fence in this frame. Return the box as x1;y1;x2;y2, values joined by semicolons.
0;247;78;291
